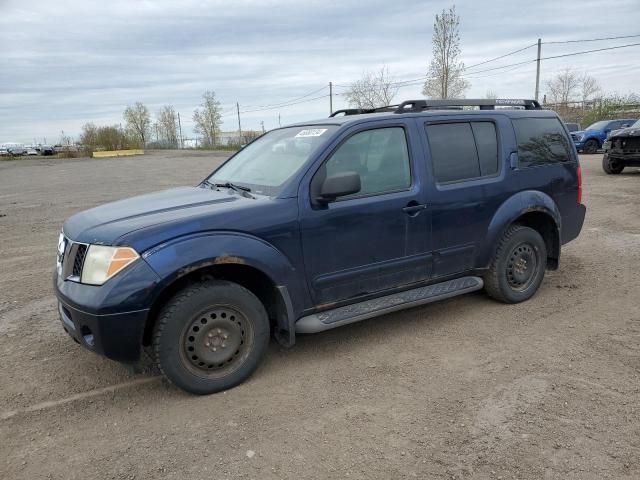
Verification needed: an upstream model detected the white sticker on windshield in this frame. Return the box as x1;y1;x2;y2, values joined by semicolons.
295;128;328;138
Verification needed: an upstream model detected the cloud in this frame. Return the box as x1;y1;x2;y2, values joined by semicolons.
1;0;639;143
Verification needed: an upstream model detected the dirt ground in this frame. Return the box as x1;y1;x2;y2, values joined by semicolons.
1;150;638;479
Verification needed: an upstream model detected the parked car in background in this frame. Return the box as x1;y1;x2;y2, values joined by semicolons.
564;122;581;133
602;119;640;174
0;147;9;156
6;144;27;156
571;119;637;154
41;145;55;156
26;148;39;156
54;98;586;394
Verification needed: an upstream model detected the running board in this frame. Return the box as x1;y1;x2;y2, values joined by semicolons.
295;276;483;334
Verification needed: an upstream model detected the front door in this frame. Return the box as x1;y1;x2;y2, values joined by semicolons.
299;122;432;306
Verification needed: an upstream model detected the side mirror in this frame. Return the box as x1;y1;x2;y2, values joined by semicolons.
318;171;361;202
621;124;630;128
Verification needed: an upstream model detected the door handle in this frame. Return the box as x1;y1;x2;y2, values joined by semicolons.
402;203;428;215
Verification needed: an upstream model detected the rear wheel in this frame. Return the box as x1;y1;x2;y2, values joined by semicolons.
153;280;270;394
583;139;599;154
602;155;624;174
485;225;547;304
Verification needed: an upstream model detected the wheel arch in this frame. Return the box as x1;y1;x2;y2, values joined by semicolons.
142;232;302;348
482;191;561;271
143;262;295;348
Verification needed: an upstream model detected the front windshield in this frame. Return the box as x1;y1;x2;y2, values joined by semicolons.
585;120;609;131
208;125;338;196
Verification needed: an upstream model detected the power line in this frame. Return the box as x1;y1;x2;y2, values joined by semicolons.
464;42;537;71
542;41;640;60
237;94;329;115
544;34;640;45
239;85;327;110
221;38;640;121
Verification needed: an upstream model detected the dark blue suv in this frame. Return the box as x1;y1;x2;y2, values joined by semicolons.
54;99;586;394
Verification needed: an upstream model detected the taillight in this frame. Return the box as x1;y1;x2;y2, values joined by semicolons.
577;165;583;204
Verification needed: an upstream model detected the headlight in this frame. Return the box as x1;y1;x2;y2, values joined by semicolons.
81;245;139;285
576;135;584;142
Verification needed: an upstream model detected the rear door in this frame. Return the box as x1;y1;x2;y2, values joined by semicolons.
298;119;432;306
419;115;513;277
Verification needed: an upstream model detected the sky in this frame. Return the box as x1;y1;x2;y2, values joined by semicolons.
1;0;639;144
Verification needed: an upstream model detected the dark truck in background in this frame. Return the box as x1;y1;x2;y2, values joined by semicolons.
54;99;586;394
602;119;640;174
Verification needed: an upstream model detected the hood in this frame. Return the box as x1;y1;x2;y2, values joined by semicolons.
63;186;251;247
609;126;640;139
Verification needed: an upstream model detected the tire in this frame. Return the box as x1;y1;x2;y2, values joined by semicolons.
583;139;599;154
485;225;547;304
602;155;624;174
153;280;270;394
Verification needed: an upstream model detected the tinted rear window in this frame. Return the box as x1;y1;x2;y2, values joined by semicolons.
426;121;498;183
512;118;572;167
471;122;498;176
427;123;479;182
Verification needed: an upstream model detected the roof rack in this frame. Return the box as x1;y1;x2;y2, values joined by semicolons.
329;106;397;117
329;99;541;117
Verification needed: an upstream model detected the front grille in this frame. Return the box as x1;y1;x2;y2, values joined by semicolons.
60;238;89;280
72;244;88;277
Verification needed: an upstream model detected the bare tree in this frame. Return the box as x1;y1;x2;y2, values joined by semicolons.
123;102;151;147
485;90;498;99
423;5;469;99
157;105;179;147
580;73;601;103
193;91;223;147
545;68;580;104
345;66;399;109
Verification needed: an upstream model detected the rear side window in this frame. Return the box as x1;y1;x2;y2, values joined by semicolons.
426;121;499;183
512;118;572;167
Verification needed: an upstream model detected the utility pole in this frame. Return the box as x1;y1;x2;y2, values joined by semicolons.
236;102;242;143
535;38;542;102
260;120;265;133
177;112;183;149
278;113;281;127
329;81;333;115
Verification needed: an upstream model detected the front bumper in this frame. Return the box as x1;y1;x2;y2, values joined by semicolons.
53;257;161;363
57;300;149;362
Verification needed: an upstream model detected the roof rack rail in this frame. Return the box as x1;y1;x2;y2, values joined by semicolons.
329;99;541;117
329;105;398;117
394;99;542;112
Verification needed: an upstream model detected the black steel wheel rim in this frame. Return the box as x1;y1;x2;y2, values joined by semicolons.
506;242;539;291
180;305;254;378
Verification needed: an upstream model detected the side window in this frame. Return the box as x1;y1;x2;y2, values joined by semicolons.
426;121;498;183
471;122;499;176
324;127;411;197
512;118;572;167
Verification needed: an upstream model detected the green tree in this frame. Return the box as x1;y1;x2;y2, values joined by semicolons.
193;91;223;147
423;5;469;99
123;102;151;147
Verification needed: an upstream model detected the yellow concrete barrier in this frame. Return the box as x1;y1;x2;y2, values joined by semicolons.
92;149;144;158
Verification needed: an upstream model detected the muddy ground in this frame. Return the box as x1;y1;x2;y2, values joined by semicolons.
1;150;638;479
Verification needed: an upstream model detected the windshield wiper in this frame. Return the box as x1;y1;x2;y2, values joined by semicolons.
210;181;255;198
214;181;251;192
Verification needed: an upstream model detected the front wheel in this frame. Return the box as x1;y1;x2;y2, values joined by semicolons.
485;225;547;304
602;155;624;174
153;280;270;394
583;139;599;154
